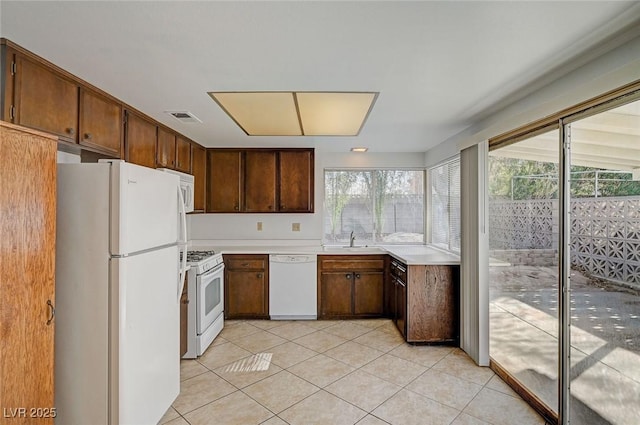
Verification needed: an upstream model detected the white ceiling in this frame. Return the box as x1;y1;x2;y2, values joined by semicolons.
1;1;639;153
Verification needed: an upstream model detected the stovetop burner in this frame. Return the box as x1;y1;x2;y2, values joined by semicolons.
181;250;218;263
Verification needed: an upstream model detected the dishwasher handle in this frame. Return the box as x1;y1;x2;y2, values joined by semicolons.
269;254;317;263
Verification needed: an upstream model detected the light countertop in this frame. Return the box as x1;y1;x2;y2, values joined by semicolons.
189;241;460;265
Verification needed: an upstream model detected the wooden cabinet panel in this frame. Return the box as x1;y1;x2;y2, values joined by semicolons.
191;144;206;212
79;88;123;157
207;150;242;212
406;265;458;343
279;150;314;212
0;123;57;424
318;255;386;319
320;272;353;316
125;111;157;168
224;255;269;319
157;127;176;168
354;271;384;316
226;270;268;318
245;151;277;212
13;53;78;143
176;136;191;173
180;277;188;357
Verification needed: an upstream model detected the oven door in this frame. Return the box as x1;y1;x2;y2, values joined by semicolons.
196;263;224;334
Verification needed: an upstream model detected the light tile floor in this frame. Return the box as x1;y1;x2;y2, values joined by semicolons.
159;319;548;425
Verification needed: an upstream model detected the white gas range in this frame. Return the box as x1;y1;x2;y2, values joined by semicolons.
182;250;225;359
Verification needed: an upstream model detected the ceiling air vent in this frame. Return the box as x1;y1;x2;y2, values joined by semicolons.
165;110;202;123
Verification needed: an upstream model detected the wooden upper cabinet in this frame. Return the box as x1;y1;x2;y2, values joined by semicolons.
205;148;314;213
175;136;191;173
207;150;242;212
125;111;157;168
12;52;79;143
79;88;123;157
191;144;206;212
157;128;176;168
279;150;314;212
245;151;277;212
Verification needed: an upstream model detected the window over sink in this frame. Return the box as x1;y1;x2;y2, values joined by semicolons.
323;169;425;245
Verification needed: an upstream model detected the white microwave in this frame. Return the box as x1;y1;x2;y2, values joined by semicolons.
157;168;195;213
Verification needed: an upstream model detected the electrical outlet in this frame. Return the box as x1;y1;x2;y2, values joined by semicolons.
292;223;301;232
257;222;263;231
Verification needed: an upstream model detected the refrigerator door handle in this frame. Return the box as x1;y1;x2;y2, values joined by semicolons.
177;187;188;300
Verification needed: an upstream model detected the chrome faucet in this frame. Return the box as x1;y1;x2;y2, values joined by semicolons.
349;231;356;247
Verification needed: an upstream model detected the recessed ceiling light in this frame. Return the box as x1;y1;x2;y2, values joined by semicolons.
350;147;369;152
208;91;378;136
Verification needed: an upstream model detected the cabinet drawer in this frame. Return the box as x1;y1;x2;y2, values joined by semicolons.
390;260;407;283
225;255;267;270
319;256;385;271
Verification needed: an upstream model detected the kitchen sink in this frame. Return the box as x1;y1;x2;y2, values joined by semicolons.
322;246;385;253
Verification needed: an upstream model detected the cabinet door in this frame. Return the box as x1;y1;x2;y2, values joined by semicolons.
191;144;206;212
0;123;57;424
79;88;123;157
278;150;314;212
207;150;242;212
13;53;78;143
180;278;188;357
225;270;268;318
354;271;384;316
175;136;191;173
245;151;277;212
157;127;176;168
320;272;353;317
125;111;157;168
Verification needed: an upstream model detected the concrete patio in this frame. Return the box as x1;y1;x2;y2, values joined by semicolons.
489;265;640;424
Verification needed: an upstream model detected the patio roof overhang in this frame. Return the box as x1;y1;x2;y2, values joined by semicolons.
491;101;640;179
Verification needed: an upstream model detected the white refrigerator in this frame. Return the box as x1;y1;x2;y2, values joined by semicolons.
55;160;187;425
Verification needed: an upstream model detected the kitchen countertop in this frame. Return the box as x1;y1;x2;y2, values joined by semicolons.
189;242;460;265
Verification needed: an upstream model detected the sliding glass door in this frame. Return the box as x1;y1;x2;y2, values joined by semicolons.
488;94;640;424
489;129;560;416
566;99;640;424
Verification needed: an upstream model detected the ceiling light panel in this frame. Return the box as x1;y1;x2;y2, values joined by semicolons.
209;92;301;136
297;92;377;136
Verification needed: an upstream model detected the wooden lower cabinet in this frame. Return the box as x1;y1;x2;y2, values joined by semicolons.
0;122;57;424
224;255;269;319
318;255;385;319
319;272;353;316
180;277;188;357
389;258;459;343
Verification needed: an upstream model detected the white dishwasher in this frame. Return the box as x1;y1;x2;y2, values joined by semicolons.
269;254;317;320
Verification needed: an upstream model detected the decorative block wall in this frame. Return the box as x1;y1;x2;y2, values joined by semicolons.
490;197;640;285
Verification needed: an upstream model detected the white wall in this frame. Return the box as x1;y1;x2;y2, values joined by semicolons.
57;150;80;164
188;152;426;244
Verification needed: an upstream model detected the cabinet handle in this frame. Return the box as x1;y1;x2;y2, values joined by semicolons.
234;205;239;211
242;263;249;267
46;300;55;326
268;205;273;210
182;299;189;305
84;133;92;140
281;204;286;209
66;128;75;135
257;273;263;278
346;274;351;279
355;273;361;279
